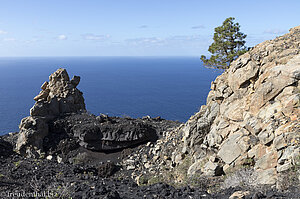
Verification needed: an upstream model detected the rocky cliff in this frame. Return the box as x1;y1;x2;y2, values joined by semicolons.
122;26;300;188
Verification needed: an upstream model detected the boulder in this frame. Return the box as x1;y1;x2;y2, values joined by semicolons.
277;162;291;173
254;150;278;170
218;140;242;164
187;159;204;176
247;144;267;160
273;134;287;150
229;191;250;199
257;129;275;145
278;146;299;164
244;115;262;135
228;60;259;92
201;161;223;176
256;168;277;185
249;58;299;115
16;116;49;155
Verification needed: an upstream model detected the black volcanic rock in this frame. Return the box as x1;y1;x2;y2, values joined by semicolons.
73;115;158;151
46;113;158;152
98;162;118;177
0;138;14;158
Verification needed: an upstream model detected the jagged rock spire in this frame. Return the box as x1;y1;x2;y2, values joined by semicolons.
16;68;85;155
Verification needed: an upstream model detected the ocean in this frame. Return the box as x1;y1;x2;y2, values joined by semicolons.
0;57;221;135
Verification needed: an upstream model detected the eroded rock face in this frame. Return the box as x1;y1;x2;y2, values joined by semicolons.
120;25;300;186
16;68;86;156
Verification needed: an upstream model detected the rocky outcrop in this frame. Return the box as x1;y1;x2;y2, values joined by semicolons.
186;26;300;185
121;26;300;186
16;68;180;157
31;68;85;117
16;69;86;155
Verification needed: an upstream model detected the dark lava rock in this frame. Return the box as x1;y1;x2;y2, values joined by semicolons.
73;166;98;176
0;138;14;158
45;112;182;155
250;192;265;199
47;113;158;152
75;119;157;151
0;150;299;199
98;162;118;178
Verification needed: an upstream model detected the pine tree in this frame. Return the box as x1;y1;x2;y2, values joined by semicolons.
201;17;248;69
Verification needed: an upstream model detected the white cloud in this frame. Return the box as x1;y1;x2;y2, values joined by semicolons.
0;30;7;34
169;35;204;41
126;37;165;46
138;25;148;29
263;29;287;35
3;38;16;42
57;34;67;40
25;38;40;44
82;33;111;41
126;35;206;45
191;25;205;29
125;34;210;49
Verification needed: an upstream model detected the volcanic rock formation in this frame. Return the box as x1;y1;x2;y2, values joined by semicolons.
16;68;86;155
15;69;174;157
30;68;85;117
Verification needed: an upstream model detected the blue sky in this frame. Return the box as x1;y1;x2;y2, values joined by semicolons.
0;0;299;56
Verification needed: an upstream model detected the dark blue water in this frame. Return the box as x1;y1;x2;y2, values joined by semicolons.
0;57;221;135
